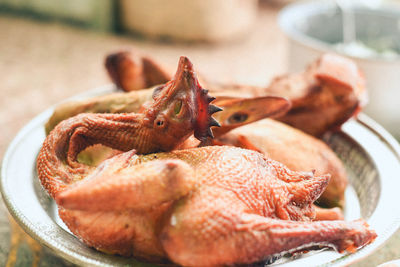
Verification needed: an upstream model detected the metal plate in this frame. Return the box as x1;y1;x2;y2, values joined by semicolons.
2;85;400;267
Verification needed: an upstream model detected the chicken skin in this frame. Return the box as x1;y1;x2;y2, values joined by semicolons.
57;146;375;266
38;56;224;194
264;53;367;136
105;51;367;136
105;51;171;92
214;119;348;208
37;56;376;266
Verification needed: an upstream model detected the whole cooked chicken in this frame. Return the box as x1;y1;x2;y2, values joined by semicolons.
57;146;375;266
38;56;376;266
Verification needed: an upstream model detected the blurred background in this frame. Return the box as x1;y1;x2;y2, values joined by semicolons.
0;0;399;266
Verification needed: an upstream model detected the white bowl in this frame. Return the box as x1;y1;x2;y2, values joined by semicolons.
279;1;400;138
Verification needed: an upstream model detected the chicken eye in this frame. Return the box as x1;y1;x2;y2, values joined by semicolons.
227;112;248;124
174;100;182;115
154;117;167;129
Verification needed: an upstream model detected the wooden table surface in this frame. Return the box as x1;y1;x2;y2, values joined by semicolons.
0;4;399;267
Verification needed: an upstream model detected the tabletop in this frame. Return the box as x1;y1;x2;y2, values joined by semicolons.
0;4;399;267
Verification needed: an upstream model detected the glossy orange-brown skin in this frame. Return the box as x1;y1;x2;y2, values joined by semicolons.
37;56;219;198
215;119;349;208
56;146;376;266
44;88;154;135
37;112;167;197
37;55;376;266
264;54;367;137
105;51;171;92
105;51;366;137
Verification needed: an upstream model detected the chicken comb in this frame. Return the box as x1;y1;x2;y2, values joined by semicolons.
194;88;223;141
